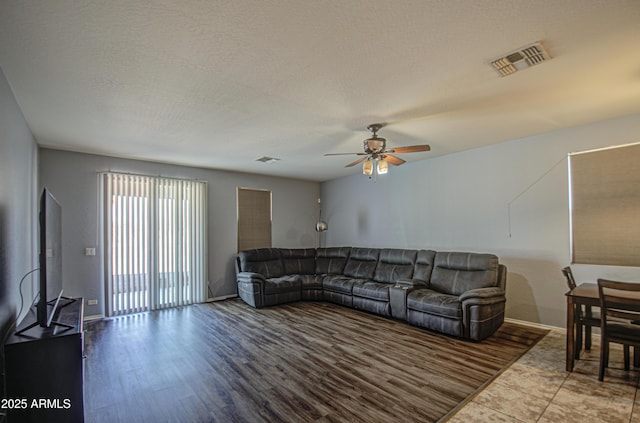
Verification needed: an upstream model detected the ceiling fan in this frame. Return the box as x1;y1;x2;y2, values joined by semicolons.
325;123;431;175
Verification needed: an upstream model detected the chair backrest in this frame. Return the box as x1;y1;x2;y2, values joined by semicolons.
562;266;577;290
237;248;285;278
412;250;437;284
598;278;640;325
373;248;418;284
316;247;351;275
430;252;499;296
343;247;380;279
281;248;316;275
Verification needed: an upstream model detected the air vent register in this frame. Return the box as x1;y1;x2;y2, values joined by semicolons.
490;41;551;76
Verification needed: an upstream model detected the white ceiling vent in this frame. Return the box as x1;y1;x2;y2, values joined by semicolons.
255;156;280;164
490;42;551;77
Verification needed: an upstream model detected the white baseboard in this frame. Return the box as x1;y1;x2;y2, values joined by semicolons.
504;317;564;333
82;296;238;321
82;307;564;334
84;314;104;322
206;294;238;302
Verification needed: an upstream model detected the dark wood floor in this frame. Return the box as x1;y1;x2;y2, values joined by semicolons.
84;299;547;423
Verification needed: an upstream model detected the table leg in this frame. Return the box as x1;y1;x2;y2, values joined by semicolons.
584;305;592;351
566;296;575;372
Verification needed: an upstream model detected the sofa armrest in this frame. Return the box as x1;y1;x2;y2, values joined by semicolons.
236;272;266;308
459;287;504;303
237;271;266;284
460;287;506;341
395;279;429;289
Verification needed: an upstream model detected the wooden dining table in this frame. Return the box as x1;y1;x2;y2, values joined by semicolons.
565;282;599;372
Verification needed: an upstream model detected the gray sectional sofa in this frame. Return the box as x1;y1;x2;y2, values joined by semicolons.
235;247;507;341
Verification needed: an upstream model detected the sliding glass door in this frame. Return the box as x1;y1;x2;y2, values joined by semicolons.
102;173;207;316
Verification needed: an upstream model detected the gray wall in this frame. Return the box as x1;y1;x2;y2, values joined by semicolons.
6;49;640;330
0;67;38;327
321;113;640;328
39;149;320;318
0;66;38;385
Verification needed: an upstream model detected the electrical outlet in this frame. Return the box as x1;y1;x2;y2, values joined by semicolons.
87;299;98;306
84;247;96;256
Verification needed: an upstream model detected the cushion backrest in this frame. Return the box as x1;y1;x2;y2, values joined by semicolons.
373;249;418;283
343;247;381;279
430;251;499;296
412;250;437;283
237;248;284;278
281;248;316;275
316;247;351;275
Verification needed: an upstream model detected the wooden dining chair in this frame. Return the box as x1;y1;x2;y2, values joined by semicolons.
597;278;640;381
562;266;600;355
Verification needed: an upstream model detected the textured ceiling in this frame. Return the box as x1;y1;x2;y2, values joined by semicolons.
1;0;639;181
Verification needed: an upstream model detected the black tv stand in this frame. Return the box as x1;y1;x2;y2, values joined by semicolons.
58;295;77;307
14;318;75;336
14;297;77;336
4;297;85;422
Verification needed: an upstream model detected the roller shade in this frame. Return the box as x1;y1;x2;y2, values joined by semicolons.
237;187;272;252
570;143;640;266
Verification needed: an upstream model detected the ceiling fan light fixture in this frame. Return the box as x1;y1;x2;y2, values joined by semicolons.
324;122;430;179
377;159;388;174
362;159;373;175
364;137;386;153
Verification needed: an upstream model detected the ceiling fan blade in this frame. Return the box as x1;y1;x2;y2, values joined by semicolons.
324;152;366;156
383;154;406;166
385;144;431;154
345;157;367;167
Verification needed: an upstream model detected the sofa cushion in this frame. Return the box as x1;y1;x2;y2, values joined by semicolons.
238;248;284;278
352;281;391;301
297;274;323;289
271;273;322;289
407;289;462;319
343;248;380;279
316;247;351;275
430;252;499;296
373;248;418;284
323;275;359;294
412;250;437;283
281;248;316;275
263;276;302;295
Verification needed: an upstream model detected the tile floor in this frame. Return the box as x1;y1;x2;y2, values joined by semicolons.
448;329;640;422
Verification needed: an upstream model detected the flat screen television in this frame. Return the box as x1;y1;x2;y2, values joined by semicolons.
37;187;64;328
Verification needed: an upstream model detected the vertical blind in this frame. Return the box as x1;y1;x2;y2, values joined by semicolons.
237;187;272;252
569;142;640;266
103;173;207;316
